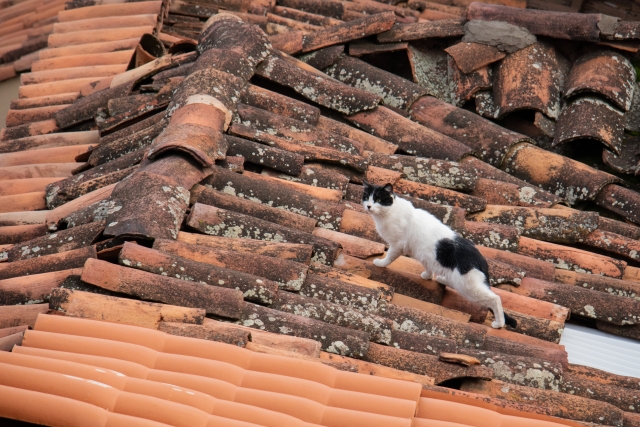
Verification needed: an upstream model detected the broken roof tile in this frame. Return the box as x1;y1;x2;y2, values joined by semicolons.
445;42;506;74
602;135;640;174
448;58;492;107
564;49;636;111
554;97;625;154
492;42;568;119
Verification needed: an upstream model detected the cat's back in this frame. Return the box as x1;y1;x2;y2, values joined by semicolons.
411;205;455;239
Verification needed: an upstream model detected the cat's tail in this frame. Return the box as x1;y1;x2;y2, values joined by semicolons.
504;313;518;329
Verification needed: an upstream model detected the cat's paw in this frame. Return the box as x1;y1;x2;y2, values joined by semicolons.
434;275;447;284
373;258;389;268
491;320;505;329
420;271;432;280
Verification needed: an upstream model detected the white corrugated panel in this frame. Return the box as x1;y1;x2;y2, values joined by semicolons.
560;323;640;378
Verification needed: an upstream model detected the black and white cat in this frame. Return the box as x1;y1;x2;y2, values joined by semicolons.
362;182;517;329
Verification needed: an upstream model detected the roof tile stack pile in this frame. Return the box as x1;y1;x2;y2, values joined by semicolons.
1;1;640;426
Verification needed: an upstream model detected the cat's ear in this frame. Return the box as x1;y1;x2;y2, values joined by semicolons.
383;183;394;193
363;181;371;189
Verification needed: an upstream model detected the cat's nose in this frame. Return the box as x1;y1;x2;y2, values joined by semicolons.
366;205;372;209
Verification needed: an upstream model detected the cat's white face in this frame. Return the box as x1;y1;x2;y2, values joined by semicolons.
362;183;394;216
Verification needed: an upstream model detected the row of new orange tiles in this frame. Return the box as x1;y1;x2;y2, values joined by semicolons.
0;314;577;427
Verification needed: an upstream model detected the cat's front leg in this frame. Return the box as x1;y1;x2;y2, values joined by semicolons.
373;245;402;268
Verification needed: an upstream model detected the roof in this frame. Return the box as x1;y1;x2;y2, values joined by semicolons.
1;0;640;426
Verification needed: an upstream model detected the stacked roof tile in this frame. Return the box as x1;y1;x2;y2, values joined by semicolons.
1;0;640;426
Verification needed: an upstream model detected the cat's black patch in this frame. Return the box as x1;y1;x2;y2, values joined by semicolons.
435;235;490;285
362;182;394;206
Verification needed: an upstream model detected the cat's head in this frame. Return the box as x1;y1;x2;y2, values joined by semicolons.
362;182;394;215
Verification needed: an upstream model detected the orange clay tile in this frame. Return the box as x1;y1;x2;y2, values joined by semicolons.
517;236;626;278
0;224;47;244
47;26;155;49
0;384;176;427
20;329;417;426
53;14;158;33
0;177;63;196
227;323;322;357
176;232;313;263
312;227;385;259
492;287;569;323
21;64;128;85
50;288;205;329
477;245;556;282
582;229;640;263
0;192;46;212
0;210;48;227
0;119;60;141
32;314;423;402
0;268;82;306
32;50;135;71
57;1;162;22
243;171;344;202
0;130;99;153
391;292;471;324
19;77;108;98
5;104;70;127
38;38;138;59
80;258;245;319
623;266;640;283
10;92;80;109
0;144;91;167
0;351;318;427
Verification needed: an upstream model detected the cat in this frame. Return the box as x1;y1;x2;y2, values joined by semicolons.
362;181;517;329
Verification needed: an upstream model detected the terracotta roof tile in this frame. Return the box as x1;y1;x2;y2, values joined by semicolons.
176;231;313;263
445;42;506;74
153;237;310;291
2;5;640;426
119;241;279;304
0;268;80;305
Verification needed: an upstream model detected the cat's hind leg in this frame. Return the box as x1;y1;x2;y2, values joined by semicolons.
373;245;403;268
486;292;506;329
